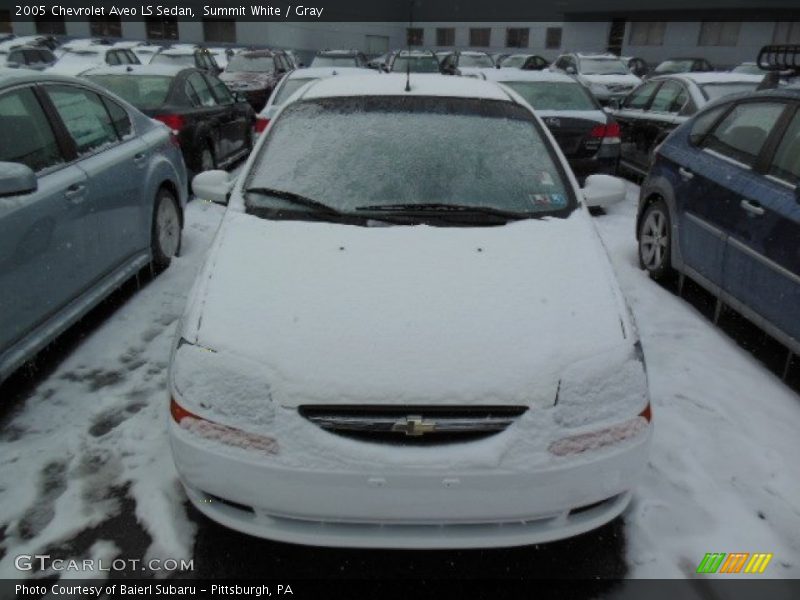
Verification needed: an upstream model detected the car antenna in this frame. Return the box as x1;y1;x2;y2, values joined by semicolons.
405;0;413;92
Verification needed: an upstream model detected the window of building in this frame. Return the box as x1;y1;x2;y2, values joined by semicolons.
436;27;455;47
470;28;491;47
628;22;665;46
506;28;529;48
203;18;236;43
698;21;740;47
545;27;562;49
34;16;66;35
146;16;179;41
89;16;122;38
0;10;12;34
407;28;424;46
773;22;800;44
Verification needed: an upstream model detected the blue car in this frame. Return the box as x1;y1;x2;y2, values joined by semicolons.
0;69;187;383
636;81;800;359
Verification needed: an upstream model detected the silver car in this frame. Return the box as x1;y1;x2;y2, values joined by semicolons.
0;69;187;383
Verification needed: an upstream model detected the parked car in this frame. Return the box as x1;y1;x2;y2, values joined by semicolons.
651;58;714;77
551;53;641;105
206;47;242;70
0;69;186;384
385;50;440;73
255;66;375;133
0;45;57;70
637;83;800;361
490;52;510;66
310;49;368;68
439;51;495;78
127;43;165;65
498;54;549;71
150;47;222;75
610;72;765;177
48;46;140;77
83;64;255;174
366;53;390;70
219;49;292;110
621;56;649;78
173;74;650;548
486;70;620;184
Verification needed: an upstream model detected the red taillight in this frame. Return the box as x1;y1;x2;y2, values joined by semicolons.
154;114;186;134
254;117;270;133
590;124;607;138
589;122;621;139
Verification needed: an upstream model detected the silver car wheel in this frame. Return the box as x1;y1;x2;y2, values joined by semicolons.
157;197;181;259
640;209;668;270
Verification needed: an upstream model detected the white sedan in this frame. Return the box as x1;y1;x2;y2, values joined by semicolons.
170;74;652;549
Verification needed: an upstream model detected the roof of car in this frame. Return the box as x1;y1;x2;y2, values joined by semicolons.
487;70;578;84
286;66;368;79
394;50;437;57
574;53;622;59
0;68;105;88
658;72;766;85
457;50;492;57
299;73;512;101
81;64;190;77
317;49;361;56
159;48;204;56
235;49;279;57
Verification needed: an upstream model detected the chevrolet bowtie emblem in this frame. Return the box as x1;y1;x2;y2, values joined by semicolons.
391;415;436;436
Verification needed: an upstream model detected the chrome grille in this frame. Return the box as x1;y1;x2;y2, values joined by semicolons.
299;405;527;445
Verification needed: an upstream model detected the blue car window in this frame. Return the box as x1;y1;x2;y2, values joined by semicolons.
769;111;800;185
47;85;120;156
702;102;786;166
0;87;63;172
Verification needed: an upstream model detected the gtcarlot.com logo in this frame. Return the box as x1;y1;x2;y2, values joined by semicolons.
15;554;194;573
696;552;773;574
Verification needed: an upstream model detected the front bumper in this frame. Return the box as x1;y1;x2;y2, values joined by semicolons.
170;416;651;548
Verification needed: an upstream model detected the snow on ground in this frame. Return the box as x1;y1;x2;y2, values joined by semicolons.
0;180;798;580
595;184;800;579
0;199;225;579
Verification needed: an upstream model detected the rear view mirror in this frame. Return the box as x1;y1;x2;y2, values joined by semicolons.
193;170;233;205
0;162;37;197
582;174;627;208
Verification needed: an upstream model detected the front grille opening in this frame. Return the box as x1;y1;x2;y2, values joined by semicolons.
299;405;528;446
205;492;255;514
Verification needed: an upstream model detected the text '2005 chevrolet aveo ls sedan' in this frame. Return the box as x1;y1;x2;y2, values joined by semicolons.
169;74;652;549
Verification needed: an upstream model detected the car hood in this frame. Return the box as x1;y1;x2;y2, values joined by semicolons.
579;73;640;87
179;211;633;408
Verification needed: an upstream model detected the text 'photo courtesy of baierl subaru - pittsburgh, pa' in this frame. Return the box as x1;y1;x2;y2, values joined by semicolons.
0;2;800;595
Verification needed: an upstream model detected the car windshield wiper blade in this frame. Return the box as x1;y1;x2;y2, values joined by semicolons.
244;187;342;215
355;202;538;219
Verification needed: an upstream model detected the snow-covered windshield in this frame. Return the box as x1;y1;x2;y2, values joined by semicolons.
272;77;317;105
700;82;760;101
459;54;494;68
245;96;575;219
580;58;628;75
84;74;173;110
503;81;597;111
655;60;694;74
311;56;358;67
391;56;440;73
226;55;275;73
56;50;103;67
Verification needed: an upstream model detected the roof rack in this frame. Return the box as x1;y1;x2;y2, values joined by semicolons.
757;44;800;73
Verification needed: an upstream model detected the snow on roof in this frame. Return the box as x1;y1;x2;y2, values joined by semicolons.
300;73;512;101
159;48;199;56
485;70;577;84
81;64;188;77
287;66;370;79
666;72;766;85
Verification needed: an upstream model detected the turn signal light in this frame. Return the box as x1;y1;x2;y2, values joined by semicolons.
549;404;651;457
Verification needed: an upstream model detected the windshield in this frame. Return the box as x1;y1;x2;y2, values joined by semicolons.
502;81;598;111
57;50;103;66
151;53;195;66
85;74;173;110
700;82;760;101
311;56;358;67
245;96;574;221
226;55;275;73
580;58;629;75
391;56;440;73
459;54;494;68
655;60;694;74
502;55;528;68
273;77;317;105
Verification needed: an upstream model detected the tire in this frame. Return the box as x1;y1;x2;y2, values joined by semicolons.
151;188;182;271
638;198;673;281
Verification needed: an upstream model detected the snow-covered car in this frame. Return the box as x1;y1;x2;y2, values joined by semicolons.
254;66;371;134
551;53;641;105
439;50;495;79
385;50;441;73
170;74;652;549
485;69;621;183
0;69;187;384
48;46;140;77
499;53;549;71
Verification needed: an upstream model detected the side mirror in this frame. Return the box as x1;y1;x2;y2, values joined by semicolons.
582;174;627;208
192;169;233;205
0;162;37;197
495;63;501;69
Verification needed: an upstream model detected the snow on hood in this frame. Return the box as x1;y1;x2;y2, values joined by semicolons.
177;211;633;410
579;73;641;87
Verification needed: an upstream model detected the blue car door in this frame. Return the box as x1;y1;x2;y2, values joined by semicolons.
723;103;800;346
0;85;92;359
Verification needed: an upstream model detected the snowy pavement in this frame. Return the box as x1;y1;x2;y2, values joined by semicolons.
0;184;798;582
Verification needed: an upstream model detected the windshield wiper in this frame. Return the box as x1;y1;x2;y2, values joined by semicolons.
355;202;539;220
244;187;342;215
